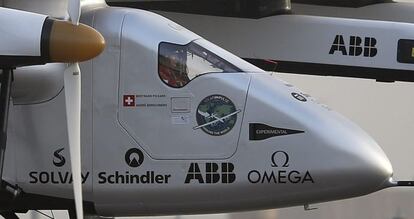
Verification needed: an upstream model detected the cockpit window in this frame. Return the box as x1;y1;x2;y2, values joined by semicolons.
159;41;242;88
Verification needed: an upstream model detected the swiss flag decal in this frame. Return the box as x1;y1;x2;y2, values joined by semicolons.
123;95;135;107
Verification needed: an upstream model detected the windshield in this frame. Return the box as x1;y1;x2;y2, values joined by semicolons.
159;41;242;88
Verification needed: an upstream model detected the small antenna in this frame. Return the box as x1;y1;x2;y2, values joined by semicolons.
396;181;414;186
304;204;317;211
383;178;414;188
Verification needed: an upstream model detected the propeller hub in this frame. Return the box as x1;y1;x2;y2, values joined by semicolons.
47;20;105;63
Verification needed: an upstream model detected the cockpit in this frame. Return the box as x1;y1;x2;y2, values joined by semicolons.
158;39;262;88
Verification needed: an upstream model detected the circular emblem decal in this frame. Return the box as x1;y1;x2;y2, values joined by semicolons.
125;148;144;168
196;95;239;136
291;92;307;102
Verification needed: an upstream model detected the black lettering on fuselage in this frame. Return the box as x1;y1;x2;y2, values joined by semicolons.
98;171;171;184
185;163;236;184
329;35;347;55
247;170;314;184
349;36;362;56
330;35;377;57
185;163;204;183
29;172;90;184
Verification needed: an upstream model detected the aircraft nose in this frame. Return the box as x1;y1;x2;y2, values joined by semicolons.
290;96;394;196
331;129;393;193
363;145;393;183
292;100;394;196
245;73;393;200
360;139;392;179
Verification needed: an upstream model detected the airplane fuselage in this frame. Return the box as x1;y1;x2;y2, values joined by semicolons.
2;5;393;216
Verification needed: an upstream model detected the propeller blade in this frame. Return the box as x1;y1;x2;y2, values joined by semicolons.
64;63;83;219
68;0;81;25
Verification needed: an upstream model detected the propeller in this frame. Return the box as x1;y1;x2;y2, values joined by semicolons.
64;0;83;218
1;4;104;218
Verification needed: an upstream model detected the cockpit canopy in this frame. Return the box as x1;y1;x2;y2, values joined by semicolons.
159;39;263;88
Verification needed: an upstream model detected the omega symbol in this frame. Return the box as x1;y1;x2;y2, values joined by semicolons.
271;151;289;168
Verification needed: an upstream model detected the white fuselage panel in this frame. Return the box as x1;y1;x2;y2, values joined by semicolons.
0;7;46;57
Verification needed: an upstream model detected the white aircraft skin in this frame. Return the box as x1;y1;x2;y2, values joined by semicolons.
0;7;46;56
151;2;414;83
158;11;414;76
0;0;409;217
293;2;414;23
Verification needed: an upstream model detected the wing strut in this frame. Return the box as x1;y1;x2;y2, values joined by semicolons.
0;68;13;185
